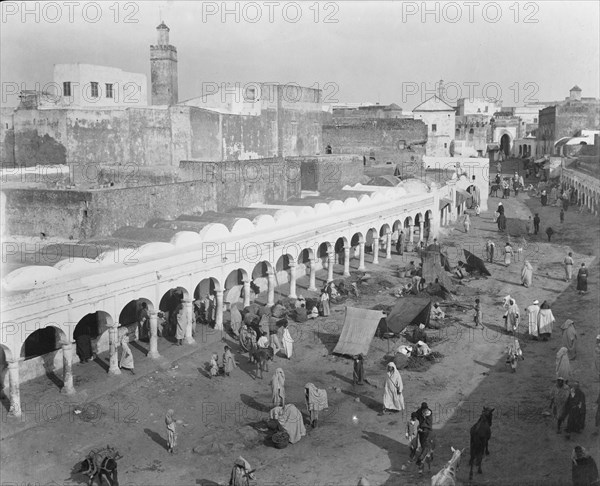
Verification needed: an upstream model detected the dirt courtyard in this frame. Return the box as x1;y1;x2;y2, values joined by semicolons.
1;175;599;486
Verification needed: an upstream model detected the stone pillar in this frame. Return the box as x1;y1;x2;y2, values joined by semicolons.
267;270;276;306
358;242;366;271
184;298;196;344
343;246;351;277
60;342;76;395
7;361;21;417
419;221;425;243
308;258;317;291
108;325;121;375
385;232;392;259
408;224;415;252
288;262;298;299
243;280;251;308
148;312;160;359
372;237;380;264
327;250;335;282
214;290;224;331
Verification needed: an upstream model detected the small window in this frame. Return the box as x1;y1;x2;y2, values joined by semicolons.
432;124;437;132
534;117;538;123
90;82;99;98
444;143;447;148
63;82;71;97
106;84;113;98
484;106;489;112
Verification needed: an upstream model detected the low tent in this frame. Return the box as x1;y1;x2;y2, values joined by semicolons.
463;249;491;276
378;297;431;335
333;307;384;357
423;246;456;292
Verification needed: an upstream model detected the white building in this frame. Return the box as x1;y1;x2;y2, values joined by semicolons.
457;97;501;117
38;63;148;109
413;96;455;157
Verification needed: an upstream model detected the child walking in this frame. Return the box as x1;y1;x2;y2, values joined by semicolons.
209;352;219;378
406;412;420;460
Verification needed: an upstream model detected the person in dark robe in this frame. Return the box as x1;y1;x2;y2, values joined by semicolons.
533;213;540;235
571;446;599;486
577;264;588;294
414;402;433;466
541;190;548;206
560;208;565;223
496;202;505;215
563;383;586;436
353;354;365;385
412;323;427;344
295;303;308;323
546;227;554;242
497;213;507;232
396;230;405;255
75;334;93;363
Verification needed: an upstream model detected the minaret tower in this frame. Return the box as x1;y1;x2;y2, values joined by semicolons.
150;21;178;105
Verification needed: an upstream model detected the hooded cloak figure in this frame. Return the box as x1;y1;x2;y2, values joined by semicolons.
383;362;405;413
229;456;255;486
305;382;329;428
526;300;540;338
119;333;135;374
537;301;555;339
505;299;520;334
271;368;285;407
556;347;571;382
353;354;365;385
229;304;242;337
563;383;586;435
549;378;570;433
521;261;533;287
561;319;578;360
571;446;599;486
504;242;513;265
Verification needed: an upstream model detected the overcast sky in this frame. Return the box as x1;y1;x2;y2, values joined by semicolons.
1;1;598;109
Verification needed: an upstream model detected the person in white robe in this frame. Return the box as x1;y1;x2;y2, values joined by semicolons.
526;299;541;338
538;301;555;340
119;332;135;374
521;260;534;287
383;362;405;413
281;322;294;359
505;299;520;334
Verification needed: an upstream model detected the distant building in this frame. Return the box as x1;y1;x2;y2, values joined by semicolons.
18;63;148;109
454;114;490;157
332;102;404;120
412;96;455;157
456;97;501;117
537;86;600;156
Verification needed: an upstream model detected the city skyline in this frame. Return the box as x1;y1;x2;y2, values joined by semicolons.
1;0;599;109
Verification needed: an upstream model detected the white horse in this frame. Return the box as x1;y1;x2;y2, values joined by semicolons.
431;446;464;486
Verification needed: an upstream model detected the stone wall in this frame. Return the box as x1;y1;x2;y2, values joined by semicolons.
4;158;301;239
322;118;427;167
292;154;364;193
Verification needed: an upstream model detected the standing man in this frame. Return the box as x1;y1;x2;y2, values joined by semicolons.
577;263;589;295
560;208;565;223
533;213;541;235
564;252;574;282
397;230;405;256
526;299;541;340
485;239;496;263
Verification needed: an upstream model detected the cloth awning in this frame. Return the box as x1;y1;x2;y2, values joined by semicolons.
333;307;384;356
439;198;452;210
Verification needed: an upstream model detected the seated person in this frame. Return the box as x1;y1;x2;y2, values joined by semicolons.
295;296;306;309
430;302;445;320
308;306;319;319
295;303;308;323
257;332;269;349
407;261;417;276
271;302;287;318
412;323;427;344
454;262;467;279
415;340;431;356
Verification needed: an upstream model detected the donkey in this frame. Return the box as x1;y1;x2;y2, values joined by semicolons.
252;346;274;379
469;406;494;480
431;446;464;486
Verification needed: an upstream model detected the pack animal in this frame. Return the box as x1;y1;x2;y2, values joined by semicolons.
417;434;436;473
431;446;464;486
252;347;274;379
78;445;122;486
469;406;494;480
